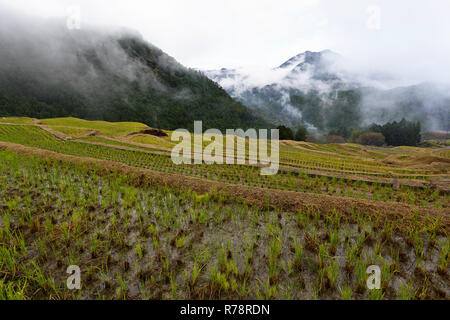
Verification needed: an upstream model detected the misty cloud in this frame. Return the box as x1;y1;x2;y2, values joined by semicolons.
1;0;449;85
0;0;448;133
0;4;176;107
205;49;450;133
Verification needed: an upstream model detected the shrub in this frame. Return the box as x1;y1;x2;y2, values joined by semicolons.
357;132;386;146
370;119;421;146
306;136;319;143
277;126;294;141
350;129;362;142
326;135;346;144
295;127;308;142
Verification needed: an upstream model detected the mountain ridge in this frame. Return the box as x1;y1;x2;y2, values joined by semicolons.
204;50;450;136
0;7;271;132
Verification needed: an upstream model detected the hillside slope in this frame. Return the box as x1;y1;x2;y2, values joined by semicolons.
205;51;450;135
0;7;270;131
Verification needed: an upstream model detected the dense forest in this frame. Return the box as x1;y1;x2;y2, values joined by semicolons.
0;14;270;132
369;119;422;147
0;11;443;145
291;91;427;146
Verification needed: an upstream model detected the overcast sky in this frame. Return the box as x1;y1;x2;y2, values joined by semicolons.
1;0;450;83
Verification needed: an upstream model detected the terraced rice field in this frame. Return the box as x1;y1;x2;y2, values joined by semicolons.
0;118;448;300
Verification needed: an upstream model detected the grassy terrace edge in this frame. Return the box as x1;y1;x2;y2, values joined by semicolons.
0;144;449;300
0;123;448;209
1;141;448;236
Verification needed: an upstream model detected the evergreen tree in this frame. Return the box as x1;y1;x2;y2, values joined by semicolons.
295;126;308;141
277;126;294;140
370;118;421;146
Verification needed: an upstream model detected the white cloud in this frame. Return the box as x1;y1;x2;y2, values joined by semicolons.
1;0;450;83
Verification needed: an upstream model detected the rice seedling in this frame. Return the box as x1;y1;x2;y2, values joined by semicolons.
0;121;447;301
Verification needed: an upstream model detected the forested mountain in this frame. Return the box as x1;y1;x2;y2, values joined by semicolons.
0;8;270;131
205;51;450;136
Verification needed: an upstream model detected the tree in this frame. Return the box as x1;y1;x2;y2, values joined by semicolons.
370;118;421;146
357;132;385;146
326;90;362;138
326;135;345;144
0;34;272;132
291;94;325;131
277;126;294;141
350;129;362;143
437;105;450;135
295;126;308;142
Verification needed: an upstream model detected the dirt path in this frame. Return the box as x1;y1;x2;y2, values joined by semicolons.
31;119;72;141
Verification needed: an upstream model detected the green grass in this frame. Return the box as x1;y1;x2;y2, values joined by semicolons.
40;117;149;137
77;136;166;153
0;123;447;209
0;117;447;301
45;126;92;138
0;117;34;125
0;149;447;300
130;135;176;149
